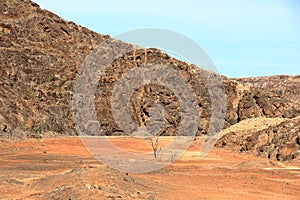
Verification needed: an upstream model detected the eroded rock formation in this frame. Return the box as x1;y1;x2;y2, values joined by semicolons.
0;0;299;143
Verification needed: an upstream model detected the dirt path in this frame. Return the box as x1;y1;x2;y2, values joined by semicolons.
0;137;299;199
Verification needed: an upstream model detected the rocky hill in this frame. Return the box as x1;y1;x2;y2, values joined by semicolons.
233;75;300;103
0;0;109;137
217;116;300;161
95;54;300;136
1;0;300;140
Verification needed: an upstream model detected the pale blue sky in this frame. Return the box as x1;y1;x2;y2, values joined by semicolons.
34;0;300;77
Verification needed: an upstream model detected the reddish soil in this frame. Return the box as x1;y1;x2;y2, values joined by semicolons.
0;137;299;199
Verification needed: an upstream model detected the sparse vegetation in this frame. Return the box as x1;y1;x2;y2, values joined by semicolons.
170;150;178;163
148;135;162;159
28;124;43;139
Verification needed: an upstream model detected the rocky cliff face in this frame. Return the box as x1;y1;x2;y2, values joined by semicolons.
95;50;300;136
233;75;300;103
0;0;299;139
0;0;108;137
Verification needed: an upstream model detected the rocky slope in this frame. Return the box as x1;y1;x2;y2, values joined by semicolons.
217;116;300;161
233;75;300;103
0;0;109;137
95;52;300;136
0;0;300;140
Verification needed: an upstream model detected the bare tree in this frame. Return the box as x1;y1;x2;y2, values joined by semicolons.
146;104;165;159
149;135;160;159
170;150;178;163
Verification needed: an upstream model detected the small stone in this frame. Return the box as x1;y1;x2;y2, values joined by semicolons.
97;185;102;190
85;184;92;190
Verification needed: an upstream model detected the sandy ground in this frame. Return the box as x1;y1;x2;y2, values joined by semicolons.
0;137;299;200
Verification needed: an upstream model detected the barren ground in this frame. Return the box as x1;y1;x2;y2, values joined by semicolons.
0;137;299;200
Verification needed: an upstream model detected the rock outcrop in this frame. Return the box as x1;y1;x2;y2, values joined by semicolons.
95;51;300;136
233;75;300;103
217;117;300;161
0;0;108;137
0;0;299;139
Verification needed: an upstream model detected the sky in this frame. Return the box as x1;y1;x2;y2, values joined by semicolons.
34;0;300;78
